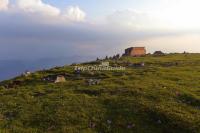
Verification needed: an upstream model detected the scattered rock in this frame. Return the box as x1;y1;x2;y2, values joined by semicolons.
163;62;178;67
175;91;181;96
43;75;57;82
157;120;162;124
86;79;101;86
129;62;145;67
127;123;135;129
162;86;167;89
107;120;112;124
89;121;96;128
88;71;95;75
177;100;182;103
22;71;31;77
43;74;68;83
195;106;200;110
74;69;81;75
33;92;45;97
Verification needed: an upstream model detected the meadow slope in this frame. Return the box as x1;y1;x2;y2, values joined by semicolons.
0;54;200;133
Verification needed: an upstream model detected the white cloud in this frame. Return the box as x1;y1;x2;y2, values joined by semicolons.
107;9;167;31
0;0;9;11
62;6;86;22
14;0;86;22
107;0;200;31
17;0;60;16
156;0;200;30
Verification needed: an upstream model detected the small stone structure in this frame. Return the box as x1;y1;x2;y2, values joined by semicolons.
54;75;66;83
153;51;165;56
124;47;146;57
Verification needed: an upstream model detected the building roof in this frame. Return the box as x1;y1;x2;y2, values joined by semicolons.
154;51;164;54
126;47;146;50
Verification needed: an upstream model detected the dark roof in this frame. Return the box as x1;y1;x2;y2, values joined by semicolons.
126;47;146;50
154;51;164;54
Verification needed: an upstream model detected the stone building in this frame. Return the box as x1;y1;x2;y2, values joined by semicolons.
124;47;146;57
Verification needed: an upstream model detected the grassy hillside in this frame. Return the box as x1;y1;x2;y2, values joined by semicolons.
0;53;200;133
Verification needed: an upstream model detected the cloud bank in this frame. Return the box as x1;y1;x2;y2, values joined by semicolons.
14;0;86;22
106;9;172;31
0;0;200;61
17;0;60;16
0;0;9;10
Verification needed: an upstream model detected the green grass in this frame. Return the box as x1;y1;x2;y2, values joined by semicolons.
0;53;200;133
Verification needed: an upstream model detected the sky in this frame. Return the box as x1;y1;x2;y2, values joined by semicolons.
1;0;200;60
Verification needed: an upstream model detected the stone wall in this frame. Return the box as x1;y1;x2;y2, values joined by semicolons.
125;47;146;57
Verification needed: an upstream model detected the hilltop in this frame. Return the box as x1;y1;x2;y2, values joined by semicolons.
0;53;200;133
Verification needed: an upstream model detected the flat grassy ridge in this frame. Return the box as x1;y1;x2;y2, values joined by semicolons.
0;54;200;133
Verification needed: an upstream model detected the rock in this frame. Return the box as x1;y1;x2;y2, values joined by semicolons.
86;79;101;86
96;79;101;85
130;62;145;67
23;71;31;77
54;75;66;83
162;86;167;89
88;71;95;75
196;106;200;110
127;123;135;129
74;69;81;75
177;100;182;103
175;91;180;96
89;121;96;128
157;120;162;124
107;120;112;124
